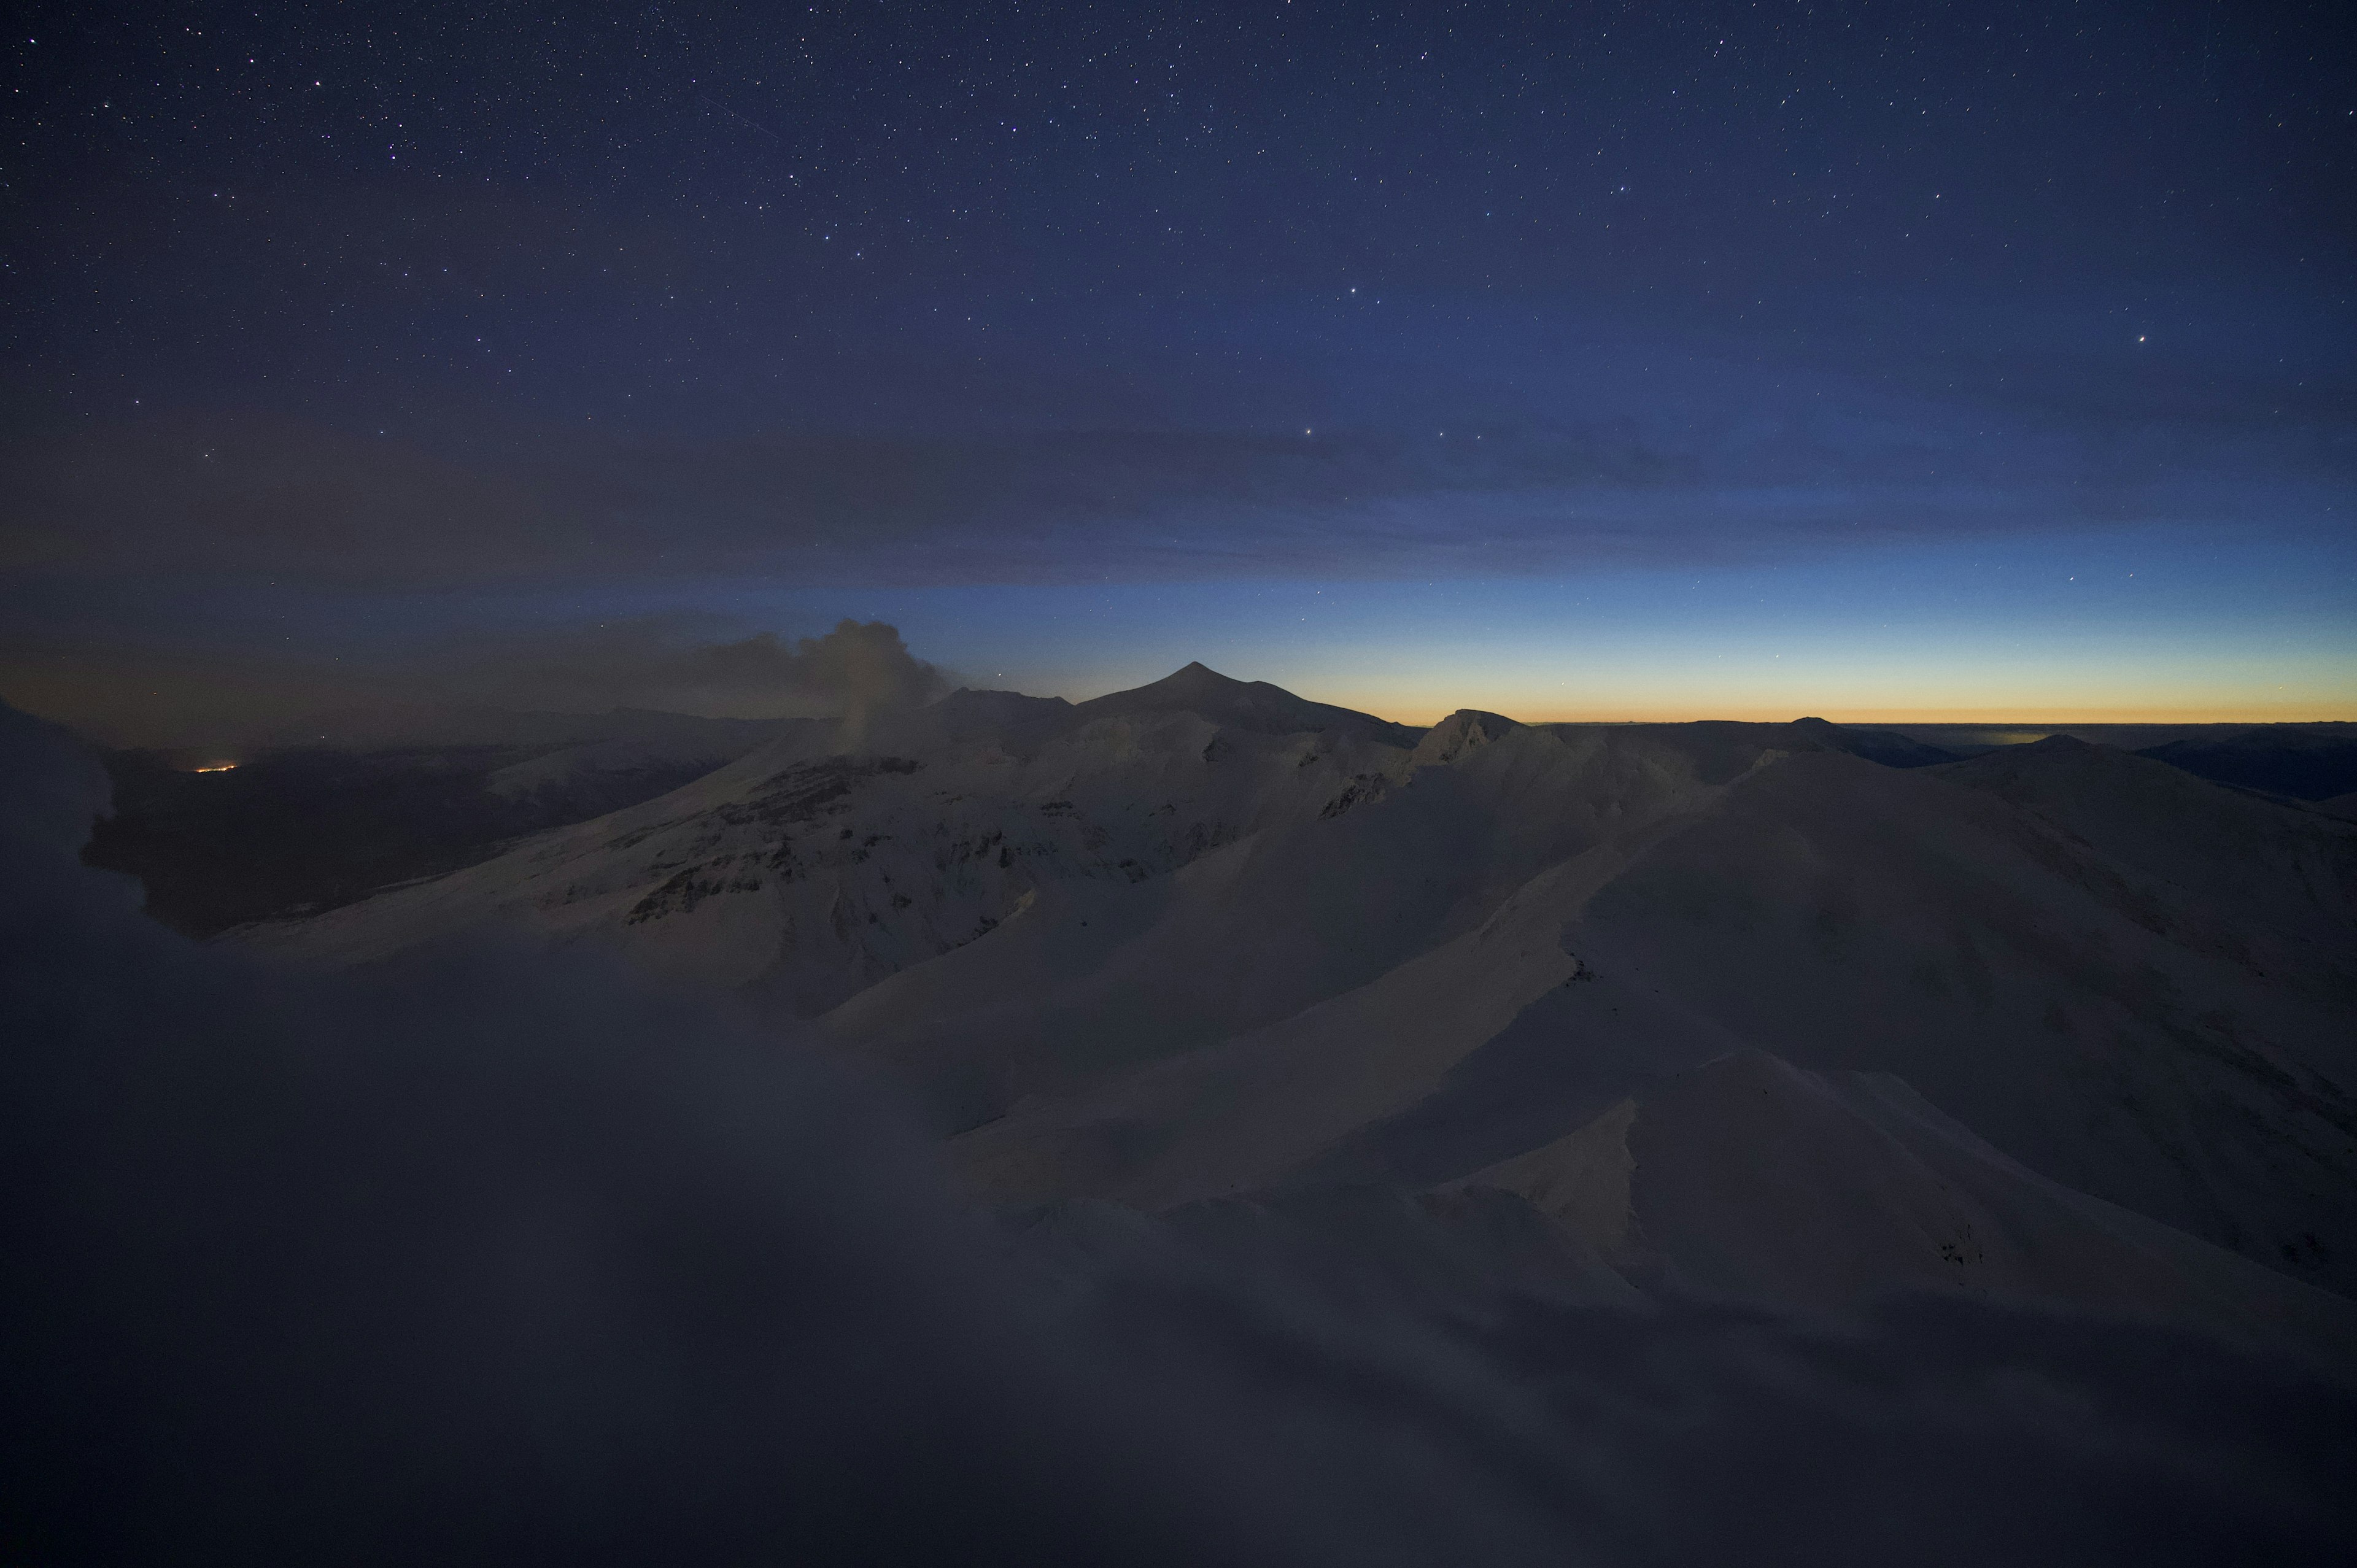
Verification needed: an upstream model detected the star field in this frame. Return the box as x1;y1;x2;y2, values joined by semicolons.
1;0;2352;735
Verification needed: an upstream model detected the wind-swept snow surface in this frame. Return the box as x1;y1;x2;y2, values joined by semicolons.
237;668;2357;1369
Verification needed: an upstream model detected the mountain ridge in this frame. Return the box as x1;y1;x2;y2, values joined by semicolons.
225;665;2357;1361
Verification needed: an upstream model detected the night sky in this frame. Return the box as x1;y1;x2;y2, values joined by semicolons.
4;0;2351;743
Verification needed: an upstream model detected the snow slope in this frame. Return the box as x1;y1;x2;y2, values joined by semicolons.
1455;1048;2352;1369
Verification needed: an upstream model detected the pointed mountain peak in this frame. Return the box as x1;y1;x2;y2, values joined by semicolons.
1075;663;1415;743
1087;662;1251;706
1151;660;1243;690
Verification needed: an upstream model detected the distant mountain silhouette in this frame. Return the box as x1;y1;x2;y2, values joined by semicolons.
2138;724;2357;801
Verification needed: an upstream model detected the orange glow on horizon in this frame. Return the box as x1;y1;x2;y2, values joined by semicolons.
1449;705;2357;727
1314;695;2357;729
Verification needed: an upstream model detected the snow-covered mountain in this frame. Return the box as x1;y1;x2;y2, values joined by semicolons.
238;664;2357;1365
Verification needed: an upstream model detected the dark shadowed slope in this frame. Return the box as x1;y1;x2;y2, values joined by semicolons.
85;717;805;935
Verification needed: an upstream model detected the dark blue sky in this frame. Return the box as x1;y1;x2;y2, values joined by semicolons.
4;0;2351;738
